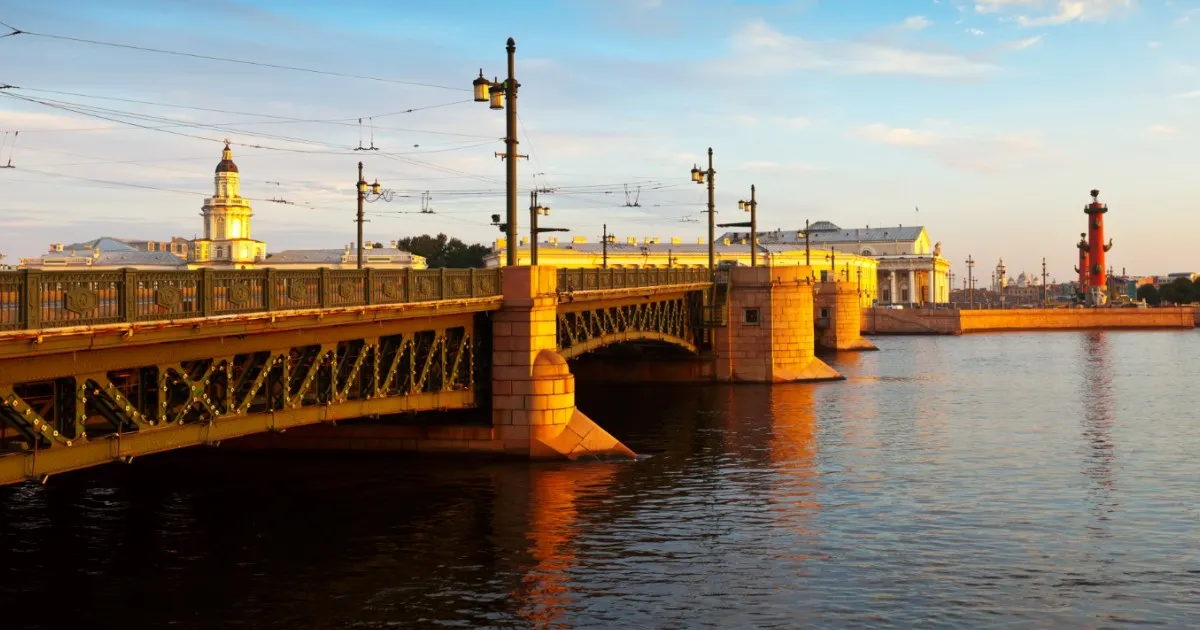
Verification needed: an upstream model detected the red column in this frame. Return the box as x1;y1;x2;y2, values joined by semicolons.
1084;189;1109;291
1076;233;1090;291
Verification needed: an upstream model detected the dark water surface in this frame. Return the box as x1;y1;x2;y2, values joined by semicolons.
3;331;1200;628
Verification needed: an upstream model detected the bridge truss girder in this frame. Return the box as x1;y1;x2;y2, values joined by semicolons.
0;317;484;485
555;292;704;359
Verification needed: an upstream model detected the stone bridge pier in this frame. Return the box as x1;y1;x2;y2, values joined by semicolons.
814;281;878;352
713;266;843;382
491;267;633;460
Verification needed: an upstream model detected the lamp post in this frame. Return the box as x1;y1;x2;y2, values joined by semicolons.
997;259;1007;309
529;190;551;265
804;218;811;268
689;148;716;277
472;38;522;267
355;161;382;270
1041;257;1049;306
602;223;611;269
966;255;975;309
825;247;837;283
739;186;758;267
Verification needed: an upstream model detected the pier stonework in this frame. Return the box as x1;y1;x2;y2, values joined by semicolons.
491;266;634;460
814;281;878;352
714;266;842;383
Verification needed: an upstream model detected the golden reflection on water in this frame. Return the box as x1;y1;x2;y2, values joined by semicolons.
506;463;619;629
767;384;821;560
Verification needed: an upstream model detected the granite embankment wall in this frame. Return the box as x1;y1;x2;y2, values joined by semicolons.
862;307;1196;335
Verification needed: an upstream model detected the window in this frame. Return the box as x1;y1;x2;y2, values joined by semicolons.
861;248;874;256
820;270;829;282
901;289;909;302
820;307;830;319
742;308;761;326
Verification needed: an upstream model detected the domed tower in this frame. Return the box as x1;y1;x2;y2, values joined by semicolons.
191;141;266;267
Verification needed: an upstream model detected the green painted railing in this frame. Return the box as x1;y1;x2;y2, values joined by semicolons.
555;267;711;293
0;268;502;332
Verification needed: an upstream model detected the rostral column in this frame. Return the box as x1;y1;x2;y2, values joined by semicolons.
1075;232;1090;297
1084;189;1113;305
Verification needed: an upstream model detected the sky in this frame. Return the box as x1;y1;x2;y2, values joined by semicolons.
1;0;1198;280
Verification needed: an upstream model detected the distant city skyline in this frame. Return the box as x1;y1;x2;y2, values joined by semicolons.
1;0;1198;277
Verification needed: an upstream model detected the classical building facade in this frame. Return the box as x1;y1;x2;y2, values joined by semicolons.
719;222;951;305
189;142;266;267
263;241;427;270
483;234;881;307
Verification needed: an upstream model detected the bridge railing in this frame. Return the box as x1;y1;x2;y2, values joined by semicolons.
556;267;710;293
0;267;503;332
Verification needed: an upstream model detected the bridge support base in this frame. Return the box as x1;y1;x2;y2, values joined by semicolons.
492;267;634;460
815;281;878;352
714;266;843;383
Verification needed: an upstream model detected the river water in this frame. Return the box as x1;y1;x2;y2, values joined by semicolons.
2;331;1199;628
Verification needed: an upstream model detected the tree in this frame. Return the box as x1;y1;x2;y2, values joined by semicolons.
1156;278;1195;305
394;233;491;268
1136;283;1160;306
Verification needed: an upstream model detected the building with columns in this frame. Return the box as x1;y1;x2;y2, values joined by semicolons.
722;222;951;306
189;142;266;267
483;234;881;306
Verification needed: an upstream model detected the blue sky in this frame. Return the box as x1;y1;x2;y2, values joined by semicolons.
1;0;1198;278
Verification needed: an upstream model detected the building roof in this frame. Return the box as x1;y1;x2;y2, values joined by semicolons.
93;251;187;267
56;237;139;254
718;224;926;245
264;248;419;264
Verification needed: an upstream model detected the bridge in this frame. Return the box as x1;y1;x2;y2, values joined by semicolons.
0;266;713;485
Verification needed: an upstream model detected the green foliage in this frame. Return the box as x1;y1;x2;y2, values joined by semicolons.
1157;277;1197;305
395;233;491;269
1136;284;1160;306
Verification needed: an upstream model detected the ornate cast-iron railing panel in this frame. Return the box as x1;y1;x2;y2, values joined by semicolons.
0;320;484;484
556;292;705;358
1;268;503;331
556;267;709;293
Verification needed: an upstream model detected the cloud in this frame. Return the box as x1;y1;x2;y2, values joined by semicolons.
1148;41;1161;48
1003;35;1044;50
854;122;1048;173
968;28;987;35
975;0;1136;26
901;16;934;30
1175;8;1200;25
722;20;998;79
1177;90;1200;99
1148;124;1177;134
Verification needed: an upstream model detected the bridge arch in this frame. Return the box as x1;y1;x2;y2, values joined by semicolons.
555;294;702;360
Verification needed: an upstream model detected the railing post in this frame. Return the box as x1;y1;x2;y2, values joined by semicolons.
440;268;447;299
23;269;41;330
319;268;331;308
264;268;277;311
121;268;137;323
469;268;476;298
403;268;411;303
200;268;214;317
365;268;375;305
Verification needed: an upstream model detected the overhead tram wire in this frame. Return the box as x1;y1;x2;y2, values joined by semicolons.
0;23;466;91
1;92;498;160
6;86;484;136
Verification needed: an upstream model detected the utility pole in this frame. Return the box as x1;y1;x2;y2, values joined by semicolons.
747;185;757;267
602;223;609;269
356;161;365;270
804;218;811;268
1041;257;1048;306
529;190;539;265
966;255;975;309
690;148;716;277
471;38;523;267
